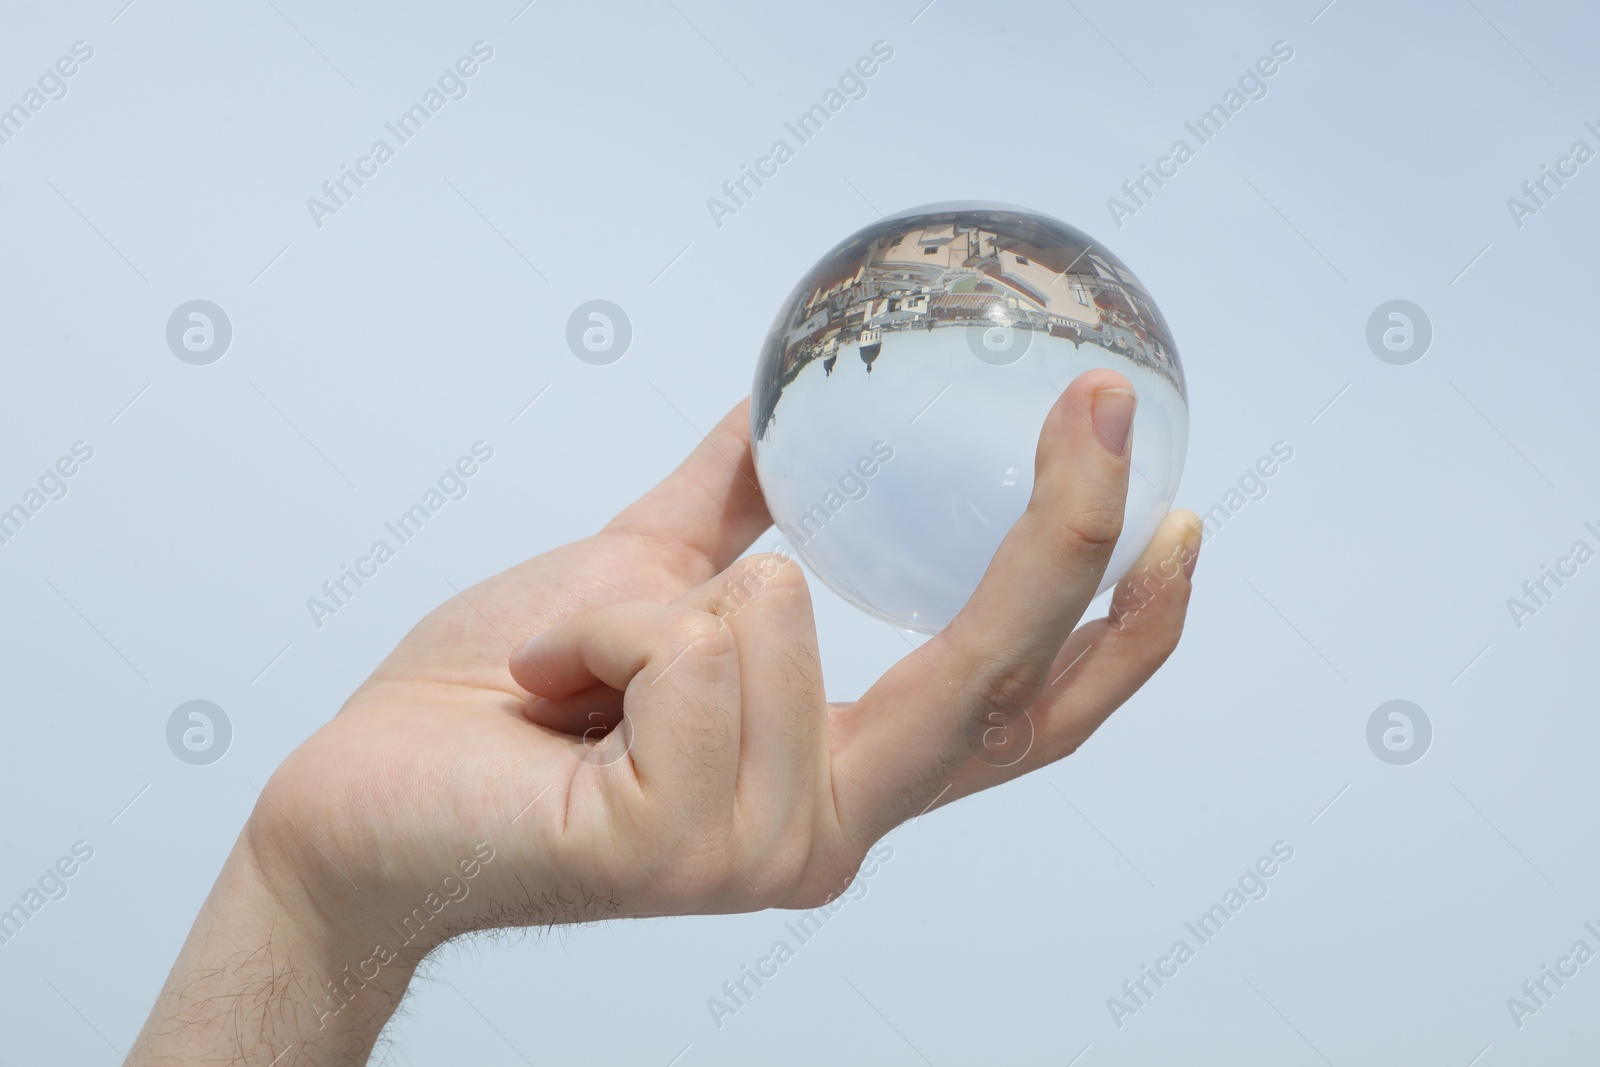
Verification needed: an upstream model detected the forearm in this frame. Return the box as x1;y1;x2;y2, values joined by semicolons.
127;831;418;1067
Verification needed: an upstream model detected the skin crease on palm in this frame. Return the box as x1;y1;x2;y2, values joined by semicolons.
127;368;1201;1065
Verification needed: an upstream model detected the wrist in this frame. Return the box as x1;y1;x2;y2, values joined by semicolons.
241;819;425;1030
129;828;419;1065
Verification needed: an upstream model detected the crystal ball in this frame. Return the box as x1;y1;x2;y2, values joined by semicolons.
751;201;1189;634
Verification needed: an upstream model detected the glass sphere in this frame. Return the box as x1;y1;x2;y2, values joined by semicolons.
751;201;1188;634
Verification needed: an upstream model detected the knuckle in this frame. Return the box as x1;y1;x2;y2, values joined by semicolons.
663;611;734;658
969;662;1039;726
1052;499;1125;560
748;549;802;582
1114;605;1186;674
720;552;809;614
758;552;809;595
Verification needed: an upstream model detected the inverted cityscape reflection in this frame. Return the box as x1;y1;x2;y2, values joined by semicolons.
752;201;1189;633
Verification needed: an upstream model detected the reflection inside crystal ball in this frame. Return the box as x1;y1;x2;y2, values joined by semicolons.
751;201;1189;634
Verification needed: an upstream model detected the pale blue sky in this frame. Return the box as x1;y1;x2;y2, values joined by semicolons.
1;1;1598;1063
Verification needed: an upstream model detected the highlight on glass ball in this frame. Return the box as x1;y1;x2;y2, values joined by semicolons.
751;201;1189;634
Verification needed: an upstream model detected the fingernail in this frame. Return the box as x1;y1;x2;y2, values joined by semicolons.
1092;388;1137;457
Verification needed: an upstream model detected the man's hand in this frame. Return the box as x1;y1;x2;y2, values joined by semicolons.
128;370;1199;1065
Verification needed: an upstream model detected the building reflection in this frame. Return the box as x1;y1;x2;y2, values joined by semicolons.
755;207;1183;439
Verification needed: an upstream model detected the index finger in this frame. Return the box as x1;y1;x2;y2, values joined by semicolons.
832;368;1138;839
